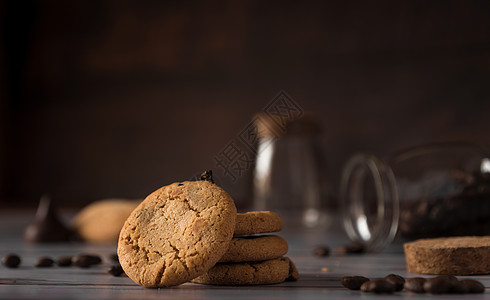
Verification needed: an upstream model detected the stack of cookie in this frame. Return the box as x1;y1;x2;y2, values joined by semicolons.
117;179;298;288
192;211;299;285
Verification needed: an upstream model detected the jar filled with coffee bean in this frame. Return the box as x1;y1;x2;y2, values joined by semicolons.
340;142;490;252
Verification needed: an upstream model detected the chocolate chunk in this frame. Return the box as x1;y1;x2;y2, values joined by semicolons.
341;276;370;290
337;242;365;254
361;279;395;293
35;257;54;267
2;254;21;268
177;183;184;186
404;277;426;293
313;245;330;257
424;275;452;294
460;279;485;293
23;195;71;243
56;256;72;267
108;265;125;277
384;274;405;291
199;170;214;184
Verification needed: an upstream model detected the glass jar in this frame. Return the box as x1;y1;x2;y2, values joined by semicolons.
253;113;330;230
340;142;490;252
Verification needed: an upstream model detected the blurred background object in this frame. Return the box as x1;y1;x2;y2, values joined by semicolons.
341;142;490;252
1;0;490;209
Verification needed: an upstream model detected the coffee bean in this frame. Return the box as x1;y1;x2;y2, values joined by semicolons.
361;279;395;293
56;256;72;267
341;276;370;290
424;275;451;294
449;280;469;294
384;274;405;291
313;246;330;257
360;280;375;292
110;253;119;263
460;279;485;294
108;265;124;277
337;243;365;254
84;254;102;265
438;274;458;282
404;277;427;293
72;254;101;268
35;257;54;267
2;254;21;268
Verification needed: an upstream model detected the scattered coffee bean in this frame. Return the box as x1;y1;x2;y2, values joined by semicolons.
110;253;119;263
341;276;370;290
438;274;458;282
424;275;452;294
2;254;21;268
313;245;330;257
35;257;54;267
72;254;101;268
360;280;374;292
460;279;485;294
449;280;469;294
56;256;72;267
361;279;395;293
344;274;485;295
108;265;124;277
404;277;426;293
384;274;405;291
337;243;365;254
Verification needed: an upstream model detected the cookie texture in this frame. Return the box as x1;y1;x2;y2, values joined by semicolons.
192;257;291;285
235;211;284;236
118;181;237;287
219;235;288;263
404;236;490;275
286;257;299;281
72;199;140;243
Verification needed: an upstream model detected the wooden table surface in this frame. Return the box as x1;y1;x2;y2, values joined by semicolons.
0;211;488;299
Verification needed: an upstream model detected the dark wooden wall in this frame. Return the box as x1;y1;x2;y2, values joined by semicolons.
2;0;490;208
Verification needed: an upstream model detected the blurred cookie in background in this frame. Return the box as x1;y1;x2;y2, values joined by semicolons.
72;199;141;243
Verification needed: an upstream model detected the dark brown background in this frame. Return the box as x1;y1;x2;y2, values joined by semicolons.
1;0;490;209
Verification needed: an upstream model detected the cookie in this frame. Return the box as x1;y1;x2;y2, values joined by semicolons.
72;199;141;243
191;257;291;285
404;236;490;275
286;257;299;281
118;181;237;287
219;235;288;263
234;211;284;236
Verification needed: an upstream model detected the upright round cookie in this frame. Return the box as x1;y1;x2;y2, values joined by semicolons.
118;181;237;287
235;211;284;236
